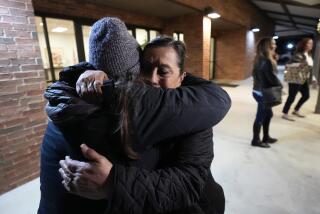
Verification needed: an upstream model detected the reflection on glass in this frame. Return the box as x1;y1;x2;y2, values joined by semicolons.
46;18;78;80
136;28;148;46
173;33;178;41
173;32;184;42
82;25;91;62
35;16;51;81
179;33;184;42
150;30;159;41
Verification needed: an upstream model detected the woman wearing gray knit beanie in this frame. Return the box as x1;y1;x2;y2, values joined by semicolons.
39;17;230;214
88;17;141;80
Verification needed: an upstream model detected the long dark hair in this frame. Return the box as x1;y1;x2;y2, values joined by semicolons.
115;62;142;160
254;37;276;68
295;37;313;55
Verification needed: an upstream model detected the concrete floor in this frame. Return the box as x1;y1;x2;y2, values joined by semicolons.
0;77;320;214
213;77;320;214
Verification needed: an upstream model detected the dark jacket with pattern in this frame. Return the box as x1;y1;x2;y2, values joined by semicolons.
43;62;231;213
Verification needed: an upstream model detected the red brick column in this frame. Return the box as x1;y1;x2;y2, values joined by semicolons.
163;13;211;79
215;28;248;80
0;0;47;194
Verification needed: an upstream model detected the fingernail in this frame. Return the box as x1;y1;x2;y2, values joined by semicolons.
80;144;87;149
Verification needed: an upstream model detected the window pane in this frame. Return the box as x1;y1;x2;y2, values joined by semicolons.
179;33;184;42
82;25;91;62
46;18;78;80
149;30;159;41
35;16;51;81
135;28;148;46
173;33;178;40
128;29;133;36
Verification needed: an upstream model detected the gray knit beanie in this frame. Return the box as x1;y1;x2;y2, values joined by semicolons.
89;17;141;79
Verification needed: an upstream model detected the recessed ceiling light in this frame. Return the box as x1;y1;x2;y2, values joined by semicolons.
204;7;221;19
207;12;221;19
251;27;260;32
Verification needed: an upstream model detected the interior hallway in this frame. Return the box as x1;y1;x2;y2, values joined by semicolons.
0;77;319;214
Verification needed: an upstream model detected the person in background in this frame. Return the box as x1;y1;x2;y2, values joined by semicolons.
282;38;315;121
251;37;282;148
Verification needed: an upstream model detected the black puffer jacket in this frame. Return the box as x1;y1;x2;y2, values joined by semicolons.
107;128;225;214
44;62;231;213
253;58;282;91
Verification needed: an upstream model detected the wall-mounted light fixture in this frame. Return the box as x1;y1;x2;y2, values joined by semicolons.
204;7;221;19
251;27;260;32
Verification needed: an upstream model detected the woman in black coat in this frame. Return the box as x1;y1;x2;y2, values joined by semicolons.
282;38;315;121
251;37;282;148
39;18;230;214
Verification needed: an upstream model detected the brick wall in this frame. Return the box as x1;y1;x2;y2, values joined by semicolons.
214;28;274;80
173;0;272;29
163;13;207;78
173;0;274;80
215;28;247;80
0;0;47;195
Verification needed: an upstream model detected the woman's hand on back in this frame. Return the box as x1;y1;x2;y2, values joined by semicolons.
76;70;108;104
59;144;113;200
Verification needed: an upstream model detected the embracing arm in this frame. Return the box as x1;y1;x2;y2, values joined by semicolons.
58;64;231;147
128;74;231;148
105;129;214;213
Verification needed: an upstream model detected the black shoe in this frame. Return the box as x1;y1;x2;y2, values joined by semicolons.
262;137;278;144
251;140;270;148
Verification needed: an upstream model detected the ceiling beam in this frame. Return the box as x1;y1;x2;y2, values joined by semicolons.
273;18;317;27
264;10;319;21
277;0;298;30
255;0;320;8
249;0;276;25
295;22;318;28
275;22;296;28
275;28;296;32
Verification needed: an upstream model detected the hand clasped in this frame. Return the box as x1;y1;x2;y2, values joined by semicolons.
59;144;113;200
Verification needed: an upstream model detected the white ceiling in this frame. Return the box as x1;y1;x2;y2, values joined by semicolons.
292;0;320;6
251;0;320;37
268;13;291;20
287;4;320;18
275;25;294;30
253;1;285;13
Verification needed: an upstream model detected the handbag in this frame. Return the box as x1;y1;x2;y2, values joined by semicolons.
284;63;310;84
262;86;282;107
